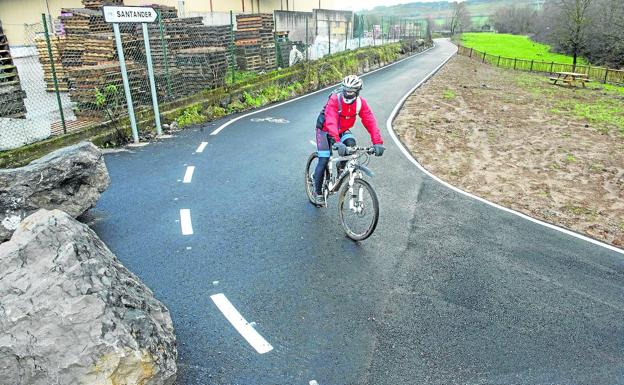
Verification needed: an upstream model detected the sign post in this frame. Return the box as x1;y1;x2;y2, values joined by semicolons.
142;22;162;136
103;6;160;143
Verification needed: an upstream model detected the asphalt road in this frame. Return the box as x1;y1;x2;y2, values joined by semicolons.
91;40;624;385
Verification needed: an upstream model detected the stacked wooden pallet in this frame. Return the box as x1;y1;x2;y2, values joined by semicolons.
188;25;231;49
0;21;27;118
35;36;71;91
82;34;117;65
174;47;228;93
235;13;274;46
276;40;291;67
81;0;123;9
68;61;146;118
148;4;178;19
60;8;112;35
235;13;276;72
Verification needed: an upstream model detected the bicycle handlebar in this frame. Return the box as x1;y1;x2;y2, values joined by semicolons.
345;146;375;155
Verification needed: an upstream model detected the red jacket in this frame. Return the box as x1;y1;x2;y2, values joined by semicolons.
322;94;383;145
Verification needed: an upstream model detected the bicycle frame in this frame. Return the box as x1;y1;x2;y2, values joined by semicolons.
323;148;375;199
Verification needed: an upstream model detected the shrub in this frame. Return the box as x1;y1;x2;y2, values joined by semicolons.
176;105;206;128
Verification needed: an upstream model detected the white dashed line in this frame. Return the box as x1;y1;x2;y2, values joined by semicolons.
210;293;273;354
309;140;316;146
180;209;193;235
183;166;195;183
196;142;208;153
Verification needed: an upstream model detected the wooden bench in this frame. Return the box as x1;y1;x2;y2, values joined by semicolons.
550;72;590;87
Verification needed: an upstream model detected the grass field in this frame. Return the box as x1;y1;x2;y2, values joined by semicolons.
460;33;586;64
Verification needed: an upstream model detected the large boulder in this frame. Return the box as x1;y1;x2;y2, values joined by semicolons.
0;141;110;242
0;209;177;385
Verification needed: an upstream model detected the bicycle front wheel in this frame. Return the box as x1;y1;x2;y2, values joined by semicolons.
305;152;327;205
338;178;379;241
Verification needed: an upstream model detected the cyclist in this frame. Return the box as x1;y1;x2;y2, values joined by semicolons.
312;74;385;206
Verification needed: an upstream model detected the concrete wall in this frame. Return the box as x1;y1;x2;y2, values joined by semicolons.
274;10;313;43
313;8;352;40
275;8;353;43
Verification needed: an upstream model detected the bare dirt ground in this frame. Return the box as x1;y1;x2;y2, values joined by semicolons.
394;55;624;248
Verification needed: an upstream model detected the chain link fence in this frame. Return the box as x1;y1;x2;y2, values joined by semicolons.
0;7;427;153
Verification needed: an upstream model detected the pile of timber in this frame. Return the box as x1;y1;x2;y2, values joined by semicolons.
274;32;291;68
59;35;85;68
82;34;117;65
60;8;112;35
235;13;276;72
0;21;27;118
68;61;146;118
35;36;70;91
147;4;178;19
174;47;227;93
81;0;123;9
235;13;274;46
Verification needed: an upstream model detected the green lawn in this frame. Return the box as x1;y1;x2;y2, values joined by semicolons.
460;33;586;64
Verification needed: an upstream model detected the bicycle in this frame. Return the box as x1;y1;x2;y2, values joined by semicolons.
304;146;380;241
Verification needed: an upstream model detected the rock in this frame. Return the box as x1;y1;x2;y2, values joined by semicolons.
219;95;232;109
0;209;177;385
169;121;179;132
0;142;110;241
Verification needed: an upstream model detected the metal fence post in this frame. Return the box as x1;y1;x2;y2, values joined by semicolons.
113;22;139;143
469;48;473;58
550;61;554;74
345;20;349;51
497;55;501;67
230;10;235;84
483;51;486;63
328;20;331;55
358;15;361;48
530;59;534;72
142;22;162;136
603;67;609;84
513;57;517;70
305;17;309;60
42;14;66;134
157;10;173;98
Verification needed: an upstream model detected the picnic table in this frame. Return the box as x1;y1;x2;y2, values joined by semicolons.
549;72;590;87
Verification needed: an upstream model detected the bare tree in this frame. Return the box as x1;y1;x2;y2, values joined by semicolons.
426;17;435;41
551;0;594;69
584;0;624;67
535;0;623;68
448;2;472;36
492;5;537;34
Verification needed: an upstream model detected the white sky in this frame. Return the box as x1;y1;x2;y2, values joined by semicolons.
345;0;462;11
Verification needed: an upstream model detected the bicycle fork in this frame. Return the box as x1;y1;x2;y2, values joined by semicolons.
347;171;364;214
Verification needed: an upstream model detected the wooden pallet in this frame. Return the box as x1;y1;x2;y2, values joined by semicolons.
81;0;123;9
0;22;27;118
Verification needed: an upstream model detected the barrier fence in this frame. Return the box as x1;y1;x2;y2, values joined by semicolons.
0;7;426;153
457;45;624;85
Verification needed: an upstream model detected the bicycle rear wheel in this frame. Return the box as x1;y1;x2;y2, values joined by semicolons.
338;178;379;241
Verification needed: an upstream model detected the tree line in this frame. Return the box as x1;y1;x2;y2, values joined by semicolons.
491;0;624;68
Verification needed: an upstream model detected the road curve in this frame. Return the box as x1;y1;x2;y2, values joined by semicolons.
92;39;624;385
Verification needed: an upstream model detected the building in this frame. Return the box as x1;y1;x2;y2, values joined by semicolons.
0;0;340;46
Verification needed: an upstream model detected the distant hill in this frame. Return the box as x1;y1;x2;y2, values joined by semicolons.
361;0;536;18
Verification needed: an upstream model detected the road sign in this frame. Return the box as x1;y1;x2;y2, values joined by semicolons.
102;6;157;23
